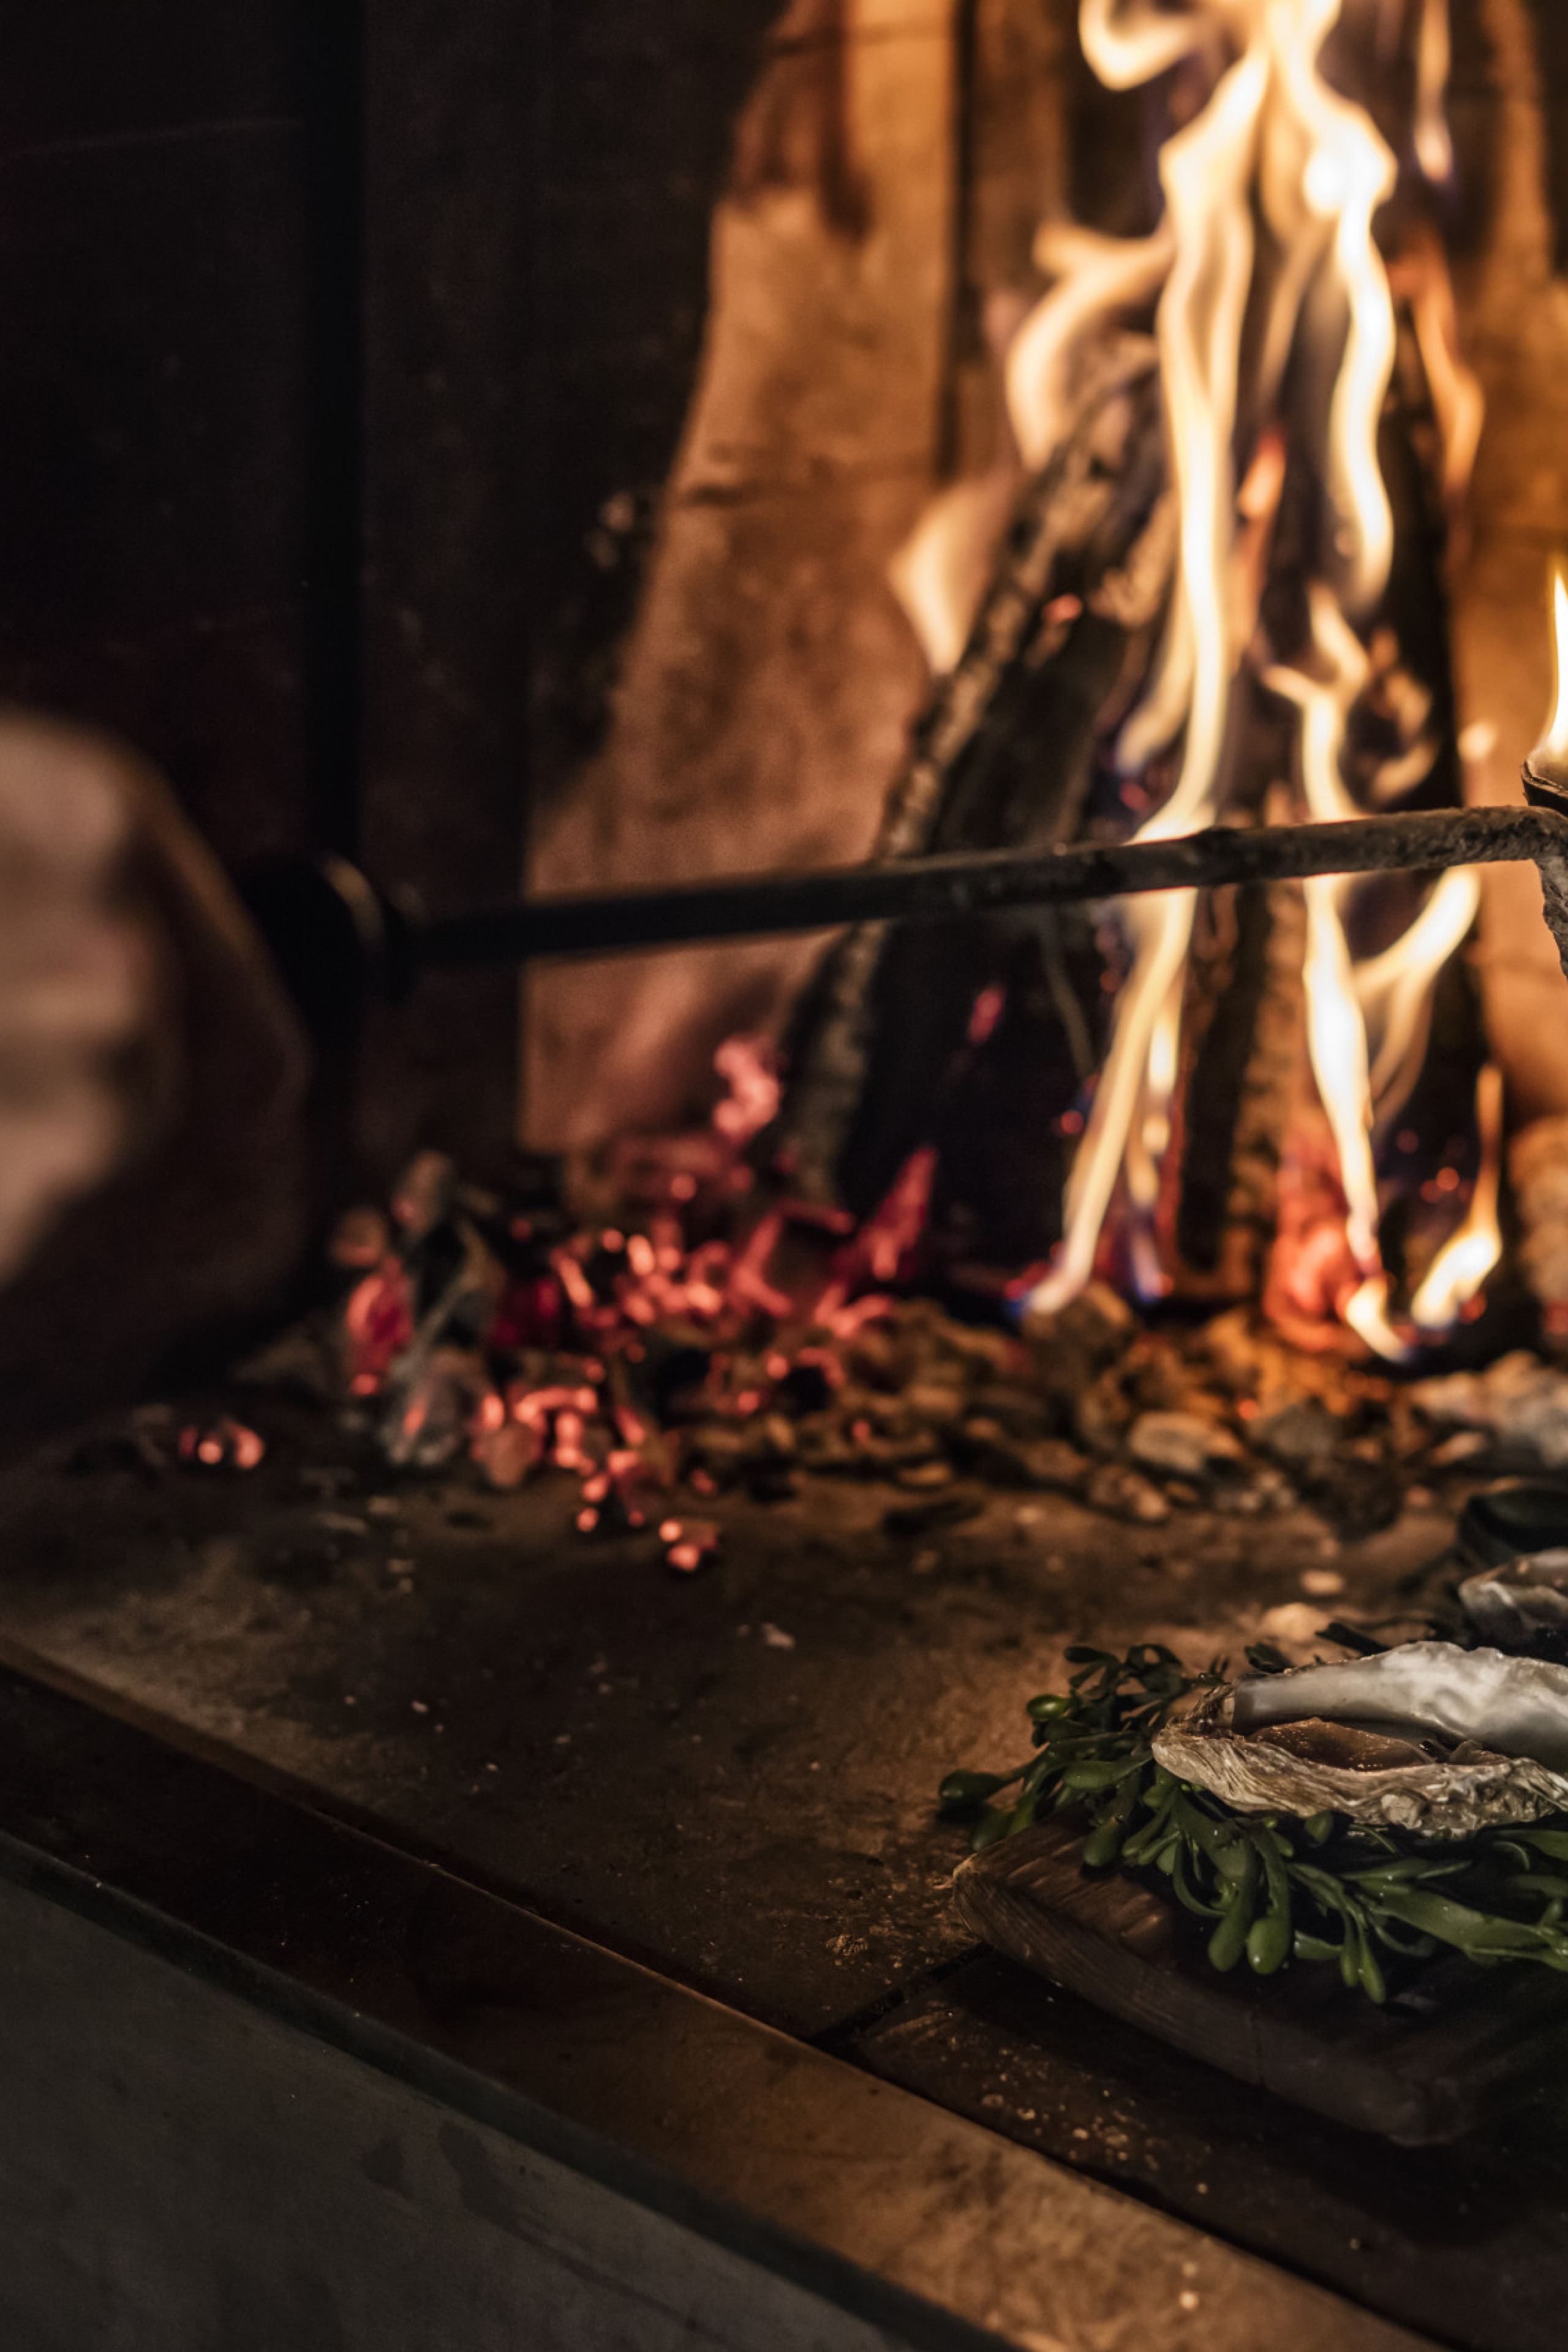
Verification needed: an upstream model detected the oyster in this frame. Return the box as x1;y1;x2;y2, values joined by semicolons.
1153;1644;1568;1838
1231;1642;1568;1766
1460;1551;1568;1649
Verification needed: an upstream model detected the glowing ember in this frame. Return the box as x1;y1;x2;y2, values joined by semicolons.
711;1035;781;1147
659;1516;720;1575
178;1417;266;1473
341;1087;930;1539
343;1259;414;1395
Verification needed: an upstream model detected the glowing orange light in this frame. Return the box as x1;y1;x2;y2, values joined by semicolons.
627;1232;656;1279
1410;1065;1505;1335
1529;566;1568;782
1012;3;1484;1354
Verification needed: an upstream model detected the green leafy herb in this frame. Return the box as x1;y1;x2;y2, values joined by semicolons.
941;1645;1568;2002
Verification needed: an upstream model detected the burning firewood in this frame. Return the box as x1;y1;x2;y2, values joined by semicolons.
761;0;1507;1367
774;334;1173;1223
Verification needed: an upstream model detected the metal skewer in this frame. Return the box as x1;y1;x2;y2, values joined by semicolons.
412;802;1568;978
250;798;1568;1023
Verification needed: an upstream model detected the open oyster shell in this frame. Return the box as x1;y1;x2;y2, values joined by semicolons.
1153;1672;1568;1839
1231;1642;1568;1767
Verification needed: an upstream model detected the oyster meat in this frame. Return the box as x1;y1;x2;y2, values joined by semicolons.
1152;1643;1568;1838
1231;1642;1568;1766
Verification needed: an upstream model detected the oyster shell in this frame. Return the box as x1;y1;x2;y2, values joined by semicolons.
1460;1550;1568;1649
1154;1681;1568;1838
1231;1642;1568;1768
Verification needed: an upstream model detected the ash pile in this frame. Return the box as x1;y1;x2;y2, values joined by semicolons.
200;1117;1568;1575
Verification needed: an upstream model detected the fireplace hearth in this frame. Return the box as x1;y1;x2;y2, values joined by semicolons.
10;6;1568;2350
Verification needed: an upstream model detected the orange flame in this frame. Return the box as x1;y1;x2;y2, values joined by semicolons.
1529;565;1568;782
1022;2;1484;1349
1006;224;1174;473
1029;2;1406;1327
1409;1064;1504;1335
1393;230;1483;516
889;473;1020;675
1355;864;1479;1113
1414;0;1454;189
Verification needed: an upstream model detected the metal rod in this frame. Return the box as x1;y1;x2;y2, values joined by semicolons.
415;804;1568;973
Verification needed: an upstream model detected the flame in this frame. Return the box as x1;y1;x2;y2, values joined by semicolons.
889;222;1172;674
1410;1065;1504;1334
1531;566;1568;780
889;473;1021;675
1259;591;1413;1354
1027;26;1271;1316
1021;2;1484;1351
1079;0;1208;89
1413;0;1454;188
1394;230;1483;515
1355;864;1480;1110
1006;225;1174;473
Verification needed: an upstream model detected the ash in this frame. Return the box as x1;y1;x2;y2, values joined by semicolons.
208;1057;1568;1570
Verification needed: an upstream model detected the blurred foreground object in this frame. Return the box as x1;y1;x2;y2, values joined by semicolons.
0;715;309;1441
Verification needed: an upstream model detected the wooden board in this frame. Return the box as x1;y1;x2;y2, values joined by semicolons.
954;1815;1568;2146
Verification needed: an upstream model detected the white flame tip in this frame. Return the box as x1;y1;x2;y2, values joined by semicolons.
1532;568;1568;772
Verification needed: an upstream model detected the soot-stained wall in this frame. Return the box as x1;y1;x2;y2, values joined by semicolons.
0;3;312;866
0;2;791;1167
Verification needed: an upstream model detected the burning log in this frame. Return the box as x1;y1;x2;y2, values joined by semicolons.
1168;865;1307;1302
771;331;1174;1212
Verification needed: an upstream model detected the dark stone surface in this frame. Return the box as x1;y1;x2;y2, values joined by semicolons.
0;1382;1561;2342
0;1878;918;2352
0;1399;1542;2348
853;1950;1568;2352
0;1687;1412;2352
0;1401;1456;2038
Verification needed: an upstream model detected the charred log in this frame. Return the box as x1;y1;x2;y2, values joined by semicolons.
772;332;1174;1217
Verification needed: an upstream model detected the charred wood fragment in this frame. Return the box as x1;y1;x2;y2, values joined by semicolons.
772;332;1174;1213
1171;877;1306;1298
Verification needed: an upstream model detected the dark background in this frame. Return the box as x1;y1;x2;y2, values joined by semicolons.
0;1;782;1159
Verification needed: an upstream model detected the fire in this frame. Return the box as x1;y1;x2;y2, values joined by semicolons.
1413;0;1454;190
1006;224;1175;477
1409;1065;1504;1335
1005;0;1491;1351
1530;565;1568;783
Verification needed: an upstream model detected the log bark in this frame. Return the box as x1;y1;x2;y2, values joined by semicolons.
773;334;1174;1218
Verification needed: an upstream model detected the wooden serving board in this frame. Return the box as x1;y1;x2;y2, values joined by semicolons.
954;1816;1568;2144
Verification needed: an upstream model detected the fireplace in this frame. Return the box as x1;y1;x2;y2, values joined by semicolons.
7;8;1568;2351
8;1;1568;1351
500;0;1568;1378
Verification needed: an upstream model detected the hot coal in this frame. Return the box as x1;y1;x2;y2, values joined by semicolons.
235;1104;1533;1566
